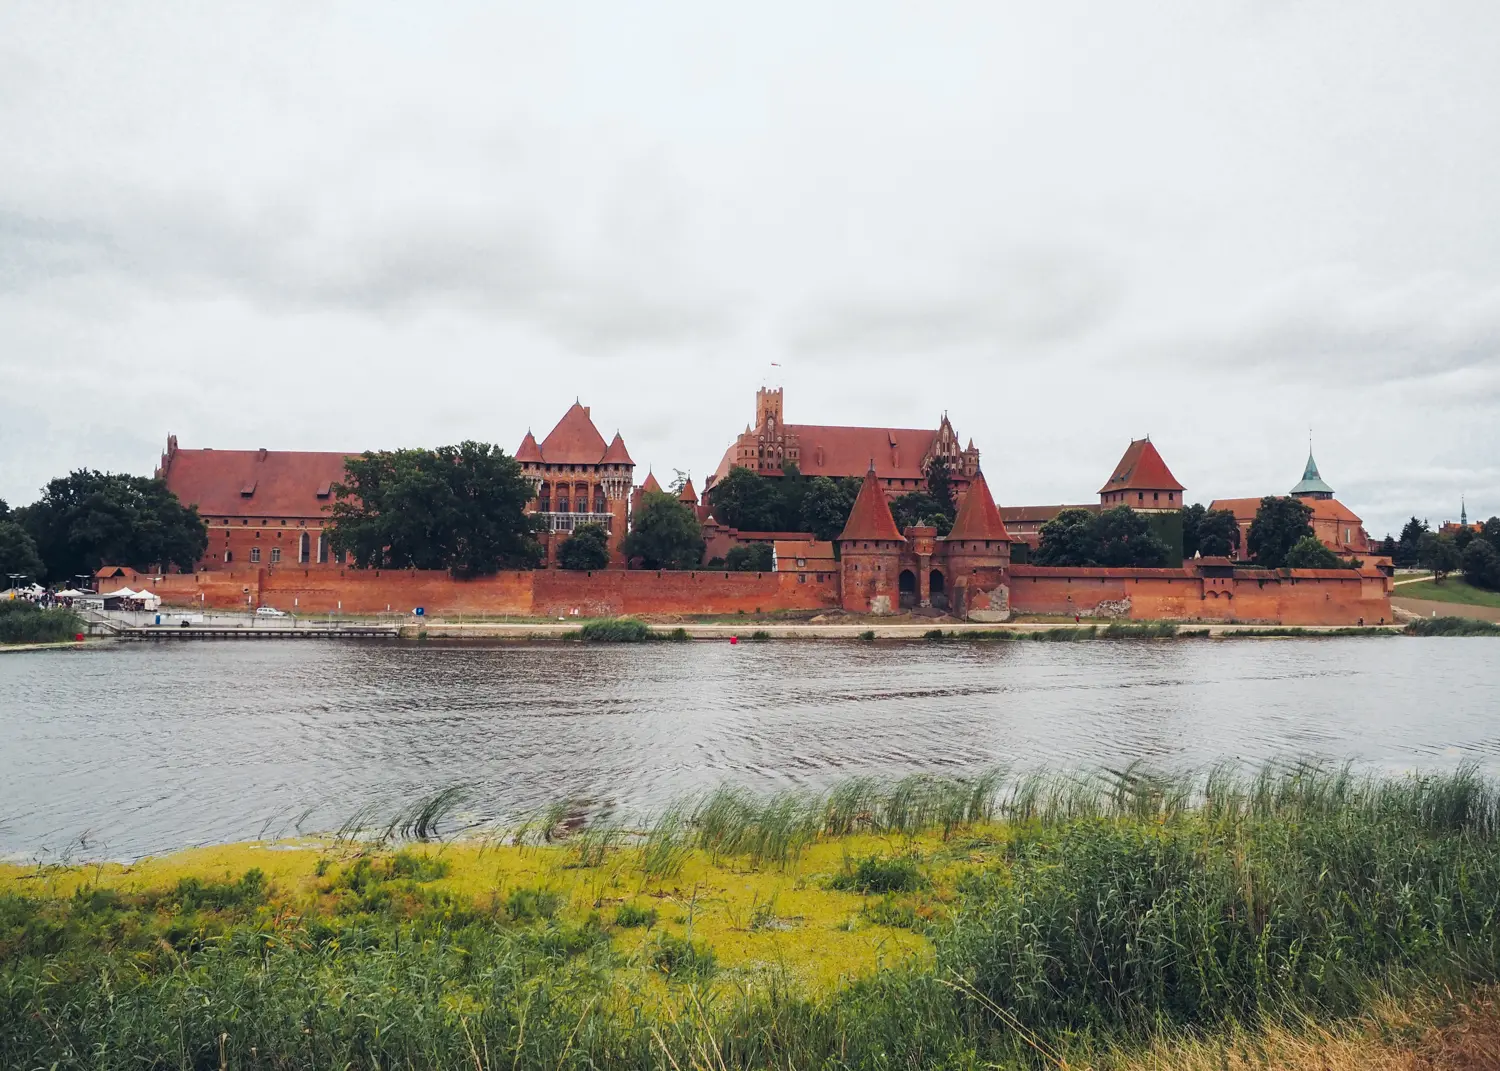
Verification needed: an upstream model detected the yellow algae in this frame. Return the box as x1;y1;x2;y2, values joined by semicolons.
0;827;1006;996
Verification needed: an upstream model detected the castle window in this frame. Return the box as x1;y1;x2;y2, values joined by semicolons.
224;550;233;563
317;535;328;564
1153;492;1159;502
1138;493;1144;503
299;532;310;563
250;547;261;563
281;519;286;525
270;547;281;563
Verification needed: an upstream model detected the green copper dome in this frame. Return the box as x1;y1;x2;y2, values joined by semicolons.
1289;451;1335;498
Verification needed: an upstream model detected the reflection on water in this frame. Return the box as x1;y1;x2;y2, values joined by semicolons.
1;638;1496;859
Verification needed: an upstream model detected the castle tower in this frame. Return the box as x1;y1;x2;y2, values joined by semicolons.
1099;438;1186;566
517;403;635;565
755;386;784;431
941;469;1012;618
1290;450;1335;501
836;464;906;614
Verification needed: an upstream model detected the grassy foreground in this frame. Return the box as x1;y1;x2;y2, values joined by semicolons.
6;766;1500;1069
1396;577;1500;609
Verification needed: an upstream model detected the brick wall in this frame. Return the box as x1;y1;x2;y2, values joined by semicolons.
113;566;840;617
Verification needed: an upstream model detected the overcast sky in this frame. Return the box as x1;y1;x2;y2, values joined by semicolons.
3;3;1497;537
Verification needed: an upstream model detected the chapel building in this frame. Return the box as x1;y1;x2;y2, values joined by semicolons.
707;387;980;501
1211;450;1372;559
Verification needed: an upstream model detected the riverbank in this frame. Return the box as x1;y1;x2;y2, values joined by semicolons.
5;766;1500;1069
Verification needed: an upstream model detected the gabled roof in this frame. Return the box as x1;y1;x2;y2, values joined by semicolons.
947;470;1011;541
1098;438;1184;494
837;466;906;543
639;471;662;494
161;447;353;519
678;478;698;504
1210;496;1363;525
713;424;944;484
538;402;609;464
515;430;543;463
1289;451;1335;496
601;432;633;465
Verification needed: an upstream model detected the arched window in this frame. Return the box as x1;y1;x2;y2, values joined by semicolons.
538;483;551;511
299;532;310;563
593;490;607;513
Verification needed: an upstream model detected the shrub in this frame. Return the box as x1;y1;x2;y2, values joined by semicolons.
578;618;653;642
1405;616;1500;637
505;886;563;921
648;932;716;979
614;902;658;929
557;522;611;571
829;853;926;894
0;601;82;644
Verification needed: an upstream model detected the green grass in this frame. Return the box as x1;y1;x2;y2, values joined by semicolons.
577;618;656;642
1397;577;1500;608
7;763;1500;1069
1405;616;1500;636
0;601;82;644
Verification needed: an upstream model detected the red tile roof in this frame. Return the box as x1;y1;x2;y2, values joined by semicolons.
601;432;633;465
162;448;353;519
515;431;543;463
837;467;906;542
678;477;698;503
639;471;662;494
537;403;610;464
1098;439;1184;494
947;471;1011;541
1009;565;1192;579
1210;496;1364;525
794;425;937;480
773;540;835;570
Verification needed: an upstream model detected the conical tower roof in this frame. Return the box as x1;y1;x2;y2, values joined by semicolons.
515;430;543;463
1098;438;1184;494
601;432;633;465
539;402;609;463
678;477;698;504
947;470;1010;541
640;471;662;494
837;465;905;542
1289;451;1335;497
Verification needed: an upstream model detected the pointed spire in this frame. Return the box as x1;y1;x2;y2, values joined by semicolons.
1461;495;1468;527
516;429;543;463
948;470;1010;541
640;470;662;494
1290;448;1334;498
601;431;633;465
678;477;698;504
837;464;905;542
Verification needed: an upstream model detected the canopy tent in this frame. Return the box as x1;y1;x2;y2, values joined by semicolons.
51;588;90;598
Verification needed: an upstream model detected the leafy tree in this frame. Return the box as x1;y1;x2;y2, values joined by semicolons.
623;492;704;569
799;476;861;541
924;455;957;520
1453;525;1476;552
1418;532;1461;582
20;470;208;580
704;466;785;532
0;497;8;518
1094;506;1171;567
1246;497;1314;569
1461;536;1500;592
1484;517;1500;546
725;542;774;572
1395;517;1429;568
326;442;542;576
890;491;953;535
0;520;44;583
1034;509;1101;566
1182;504;1241;559
557;522;610;571
1283;534;1342;569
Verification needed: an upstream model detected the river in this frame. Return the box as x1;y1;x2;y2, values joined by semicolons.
2;637;1496;860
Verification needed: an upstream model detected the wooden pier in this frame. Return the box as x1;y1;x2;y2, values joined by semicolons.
117;625;400;641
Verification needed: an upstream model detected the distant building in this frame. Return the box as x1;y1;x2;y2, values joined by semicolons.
516;402;635;563
707;387;980;501
156;435;352;570
1211;450;1371;559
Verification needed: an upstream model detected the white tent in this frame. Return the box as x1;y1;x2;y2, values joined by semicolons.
52;588;89;598
99;587;139;600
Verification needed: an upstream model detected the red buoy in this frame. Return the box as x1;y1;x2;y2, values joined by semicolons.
729;636;739;645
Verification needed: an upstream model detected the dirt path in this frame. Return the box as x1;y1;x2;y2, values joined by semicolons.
1392;597;1500;623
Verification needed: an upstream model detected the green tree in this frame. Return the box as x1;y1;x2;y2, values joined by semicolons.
704;466;785;531
1034;508;1102;566
1377;534;1397;558
799;476;861;541
1483;517;1500;547
1461;536;1500;591
1418;531;1461;582
20;470;208;581
1283;534;1342;569
557;522;611;571
0;520;44;583
1182;504;1241;559
1453;525;1476;552
623;492;705;569
326;442;542;576
1395;517;1429;568
724;542;774;571
1246;497;1314;569
1094;506;1172;567
924;455;957;520
890;491;953;535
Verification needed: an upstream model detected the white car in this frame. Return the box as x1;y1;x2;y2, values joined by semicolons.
254;606;288;618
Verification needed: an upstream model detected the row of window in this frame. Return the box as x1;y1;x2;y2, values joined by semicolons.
1102;491;1177;505
537;495;609;513
224;534;341;565
525;464;630;474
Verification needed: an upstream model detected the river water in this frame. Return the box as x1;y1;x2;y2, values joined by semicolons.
1;637;1496;860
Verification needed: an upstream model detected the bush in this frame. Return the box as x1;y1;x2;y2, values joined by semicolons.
829;853;926;894
1282;533;1343;569
505;886;563;921
557;522;611;571
0;601;82;644
1462;537;1500;591
725;543;774;572
614;902;658;929
578;618;654;642
648;932;716;979
1405;616;1500;636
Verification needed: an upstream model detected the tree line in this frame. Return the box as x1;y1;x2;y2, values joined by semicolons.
1381;516;1500;590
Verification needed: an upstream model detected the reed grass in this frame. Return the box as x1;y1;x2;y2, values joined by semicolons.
6;761;1500;1069
0;601;81;644
1406;615;1500;636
